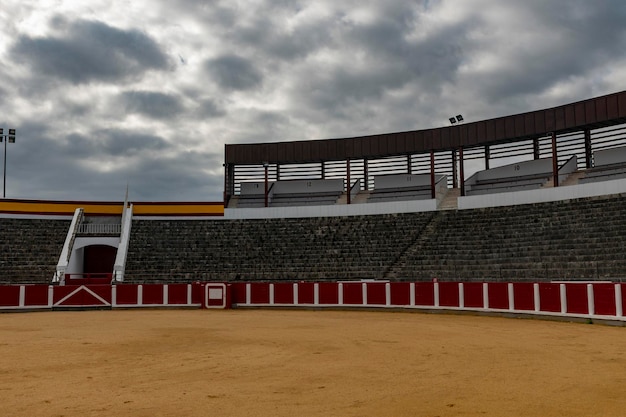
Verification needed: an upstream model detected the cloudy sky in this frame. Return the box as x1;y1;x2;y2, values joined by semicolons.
0;0;624;202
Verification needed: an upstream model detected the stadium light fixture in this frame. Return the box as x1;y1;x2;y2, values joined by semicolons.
449;117;457;124
456;115;464;123
1;128;16;198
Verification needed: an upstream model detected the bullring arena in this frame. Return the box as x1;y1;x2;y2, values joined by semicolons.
2;91;626;416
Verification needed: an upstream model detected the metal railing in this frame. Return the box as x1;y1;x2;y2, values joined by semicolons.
78;223;121;235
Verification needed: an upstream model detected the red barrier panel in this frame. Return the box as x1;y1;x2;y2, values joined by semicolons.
366;282;387;306
24;285;49;307
273;283;294;304
250;283;270;304
512;283;535;311
538;283;561;313
439;282;460;307
0;286;20;307
297;282;315;304
53;285;111;307
565;284;588;315
389;282;411;306
487;283;509;310
318;282;339;305
593;284;616;316
142;284;165;305
463;283;484;308
167;284;189;305
231;283;247;304
115;284;139;305
414;282;434;306
342;282;363;305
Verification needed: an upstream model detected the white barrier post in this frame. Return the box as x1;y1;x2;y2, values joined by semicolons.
587;284;594;316
458;283;464;309
560;284;567;314
508;283;515;311
616;284;623;317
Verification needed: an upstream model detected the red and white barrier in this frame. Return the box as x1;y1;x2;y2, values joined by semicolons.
0;283;228;311
231;281;626;322
0;281;623;322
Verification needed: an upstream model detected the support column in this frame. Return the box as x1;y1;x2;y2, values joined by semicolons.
533;137;540;160
551;132;559;187
363;158;369;190
264;163;269;207
430;150;436;199
346;159;351;205
584;129;592;168
321;161;325;179
407;154;412;174
276;164;281;181
459;147;465;197
451;150;458;189
485;145;490;170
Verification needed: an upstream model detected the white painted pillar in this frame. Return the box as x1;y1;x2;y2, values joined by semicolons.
338;283;344;306
615;284;623;317
314;283;319;305
434;282;440;307
269;283;275;305
163;284;169;305
560;284;567;314
483;283;489;309
362;283;367;306
410;283;415;306
48;285;54;308
533;283;540;312
112;285;117;307
138;284;143;306
19;285;25;307
385;283;391;307
458;283;464;309
508;283;514;311
587;284;595;316
187;284;193;305
293;283;298;306
245;283;251;305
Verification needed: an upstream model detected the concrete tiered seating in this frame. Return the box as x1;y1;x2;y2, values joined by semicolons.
385;194;626;281
465;158;553;196
579;146;626;185
0;218;70;284
367;174;447;203
124;212;435;283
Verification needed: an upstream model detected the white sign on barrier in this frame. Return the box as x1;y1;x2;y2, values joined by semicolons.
204;284;227;309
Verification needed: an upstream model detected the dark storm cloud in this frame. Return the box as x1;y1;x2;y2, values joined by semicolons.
204;54;263;91
195;99;226;119
465;2;626;101
118;91;184;119
10;18;170;85
63;130;169;158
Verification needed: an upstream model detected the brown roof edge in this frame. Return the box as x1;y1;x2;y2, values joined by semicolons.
225;90;626;165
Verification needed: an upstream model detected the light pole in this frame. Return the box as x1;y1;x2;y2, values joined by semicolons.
0;128;16;198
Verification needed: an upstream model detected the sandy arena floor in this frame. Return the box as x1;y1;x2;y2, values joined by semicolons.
0;309;625;417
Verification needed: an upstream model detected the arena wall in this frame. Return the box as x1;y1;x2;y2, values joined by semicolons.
0;281;623;323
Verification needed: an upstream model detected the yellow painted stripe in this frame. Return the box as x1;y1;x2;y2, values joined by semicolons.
0;200;224;216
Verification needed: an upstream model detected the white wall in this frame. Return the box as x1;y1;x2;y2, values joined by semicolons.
374;173;440;189
476;157;552;182
593;146;626;166
273;179;344;194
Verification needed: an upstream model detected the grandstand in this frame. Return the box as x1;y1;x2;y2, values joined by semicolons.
1;91;626;320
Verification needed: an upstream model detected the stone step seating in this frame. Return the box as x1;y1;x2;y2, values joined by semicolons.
124;212;434;283
386;195;626;281
0;218;70;284
579;162;626;184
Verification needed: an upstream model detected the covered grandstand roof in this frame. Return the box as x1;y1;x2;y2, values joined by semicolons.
225;90;626;165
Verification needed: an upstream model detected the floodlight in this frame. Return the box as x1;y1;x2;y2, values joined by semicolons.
8;136;15;143
8;129;15;135
0;128;3;135
456;115;464;122
449;117;456;124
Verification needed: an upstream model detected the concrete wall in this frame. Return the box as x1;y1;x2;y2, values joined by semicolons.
374;173;435;189
594;146;626;167
466;158;553;187
272;179;344;194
